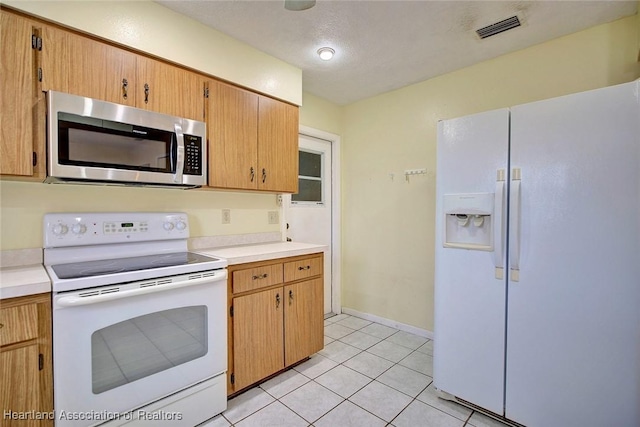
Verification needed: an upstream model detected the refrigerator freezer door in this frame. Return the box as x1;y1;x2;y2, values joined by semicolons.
506;81;640;426
434;108;509;415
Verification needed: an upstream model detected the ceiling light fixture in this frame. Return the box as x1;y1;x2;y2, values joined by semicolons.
284;0;316;11
317;47;335;61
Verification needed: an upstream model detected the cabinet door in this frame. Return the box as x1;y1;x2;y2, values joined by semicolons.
0;11;36;176
41;25;69;93
257;96;299;192
207;80;258;189
137;57;204;121
0;303;38;346
232;287;284;391
65;32;137;106
284;278;324;366
0;345;41;427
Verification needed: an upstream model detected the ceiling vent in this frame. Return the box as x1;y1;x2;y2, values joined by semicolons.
476;16;521;39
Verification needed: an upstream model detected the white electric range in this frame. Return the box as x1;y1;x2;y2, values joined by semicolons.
44;212;227;427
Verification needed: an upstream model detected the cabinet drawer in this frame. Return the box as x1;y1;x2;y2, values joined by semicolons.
0;303;38;346
284;256;323;282
233;264;283;293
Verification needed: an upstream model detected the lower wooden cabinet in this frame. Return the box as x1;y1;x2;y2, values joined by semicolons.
227;253;324;395
284;278;324;367
0;293;53;426
232;287;284;390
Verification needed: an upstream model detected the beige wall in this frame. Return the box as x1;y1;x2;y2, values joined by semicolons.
299;92;344;136
340;15;640;332
0;181;279;250
3;0;302;105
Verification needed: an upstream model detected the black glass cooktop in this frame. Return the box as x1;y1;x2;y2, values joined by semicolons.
51;252;220;279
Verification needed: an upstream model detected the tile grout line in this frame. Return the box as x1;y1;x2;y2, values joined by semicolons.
218;314;454;427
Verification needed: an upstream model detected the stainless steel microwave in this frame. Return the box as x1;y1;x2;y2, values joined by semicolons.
46;91;207;188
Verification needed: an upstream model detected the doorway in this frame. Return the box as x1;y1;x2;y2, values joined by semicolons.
283;126;341;316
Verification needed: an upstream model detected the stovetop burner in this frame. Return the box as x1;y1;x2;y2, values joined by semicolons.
51;252;220;280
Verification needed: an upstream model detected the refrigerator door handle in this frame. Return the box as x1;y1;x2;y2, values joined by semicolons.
509;168;522;281
493;169;506;279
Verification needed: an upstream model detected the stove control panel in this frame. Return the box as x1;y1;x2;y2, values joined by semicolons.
103;220;149;235
43;212;190;248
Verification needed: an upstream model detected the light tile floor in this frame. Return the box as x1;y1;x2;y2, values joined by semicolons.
201;314;511;427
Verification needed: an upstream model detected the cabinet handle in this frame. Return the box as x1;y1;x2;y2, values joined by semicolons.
262;168;267;183
289;289;294;305
0;323;3;329
144;83;150;104
276;293;280;308
252;273;268;280
250;167;255;182
122;78;128;100
298;265;311;271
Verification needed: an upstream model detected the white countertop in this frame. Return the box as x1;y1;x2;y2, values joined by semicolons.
0;241;325;299
0;265;51;300
197;241;327;265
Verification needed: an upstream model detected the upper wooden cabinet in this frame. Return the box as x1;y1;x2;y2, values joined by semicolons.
208;80;258;189
41;28;205;121
51;29;138;107
40;24;69;96
257;95;299;193
137;56;205;121
208;80;299;193
0;10;45;179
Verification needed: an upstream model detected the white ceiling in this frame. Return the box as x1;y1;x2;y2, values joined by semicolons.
157;1;637;105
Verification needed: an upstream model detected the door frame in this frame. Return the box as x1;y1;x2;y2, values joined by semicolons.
284;125;341;316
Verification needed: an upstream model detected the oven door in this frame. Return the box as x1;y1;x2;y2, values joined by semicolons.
52;270;227;427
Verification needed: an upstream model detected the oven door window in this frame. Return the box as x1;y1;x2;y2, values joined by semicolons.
58;112;176;173
91;306;207;394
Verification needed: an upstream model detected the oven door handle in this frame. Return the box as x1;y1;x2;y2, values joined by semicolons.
55;271;227;307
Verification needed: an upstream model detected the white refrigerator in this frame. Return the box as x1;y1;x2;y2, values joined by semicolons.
434;81;640;427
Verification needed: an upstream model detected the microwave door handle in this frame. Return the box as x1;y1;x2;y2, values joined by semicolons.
173;123;185;184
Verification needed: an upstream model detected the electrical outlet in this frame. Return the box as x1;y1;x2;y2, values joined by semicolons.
222;209;231;224
268;211;279;224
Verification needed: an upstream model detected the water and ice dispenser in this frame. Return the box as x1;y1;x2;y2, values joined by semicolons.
442;193;493;250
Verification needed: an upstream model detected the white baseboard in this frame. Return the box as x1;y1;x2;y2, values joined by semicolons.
340;307;434;340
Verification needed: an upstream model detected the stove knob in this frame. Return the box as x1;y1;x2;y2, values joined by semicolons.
163;221;174;231
53;224;68;235
175;221;187;231
72;223;86;235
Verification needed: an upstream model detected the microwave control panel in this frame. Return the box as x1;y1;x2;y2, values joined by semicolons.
183;135;203;176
